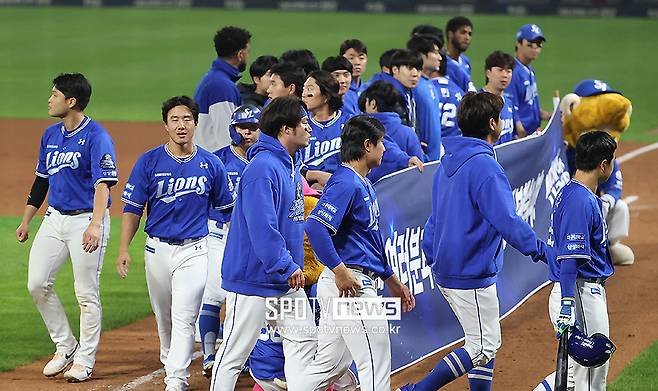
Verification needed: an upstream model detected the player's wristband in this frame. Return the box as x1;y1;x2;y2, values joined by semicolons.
27;175;49;208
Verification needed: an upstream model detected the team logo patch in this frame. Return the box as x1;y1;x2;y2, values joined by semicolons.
100;154;116;169
591;287;602;295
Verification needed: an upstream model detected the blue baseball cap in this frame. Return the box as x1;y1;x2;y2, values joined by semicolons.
573;79;621;97
516;24;546;42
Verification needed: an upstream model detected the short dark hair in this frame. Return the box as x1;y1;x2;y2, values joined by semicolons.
321;56;353;75
339;39;368;56
484;50;515;83
411;24;444;49
161;96;199;124
307;70;343;113
407;34;437;56
390;49;423;71
259;96;306;138
457;91;504;139
438;49;448;76
249;55;278;79
446;16;473;34
270;62;306;98
280;49;320;77
575;131;617;171
214;26;251;58
53;73;92;111
341;115;385;162
360;80;403;113
379;49;402;70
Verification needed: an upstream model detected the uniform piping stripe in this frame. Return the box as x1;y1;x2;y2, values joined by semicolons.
541;380;551;390
94;178;119;188
164;144;198;164
230;145;250;165
35;171;49;178
121;198;144;209
474;289;485;362
443;356;460;378
214;200;236;210
62;116;91;138
360;319;376;388
310;110;343;128
556;254;591;260
212;293;238;390
307;215;338;235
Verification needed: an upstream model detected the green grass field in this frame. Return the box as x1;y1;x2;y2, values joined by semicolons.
1;7;657;387
0;217;151;371
0;8;657;141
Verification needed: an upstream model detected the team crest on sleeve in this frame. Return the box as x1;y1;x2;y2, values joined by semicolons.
289;182;305;222
100;154;116;169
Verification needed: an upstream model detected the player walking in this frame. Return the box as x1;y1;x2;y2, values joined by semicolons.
199;104;260;378
398;92;548;391
540;131;617;391
194;26;251;152
301;115;415;391
16;73;117;383
116;96;235;391
210;96;317;391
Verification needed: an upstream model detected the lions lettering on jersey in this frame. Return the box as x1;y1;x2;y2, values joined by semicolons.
155;176;209;203
303;111;350;173
45;150;82;174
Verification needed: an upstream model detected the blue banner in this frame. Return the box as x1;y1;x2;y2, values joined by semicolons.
375;112;570;372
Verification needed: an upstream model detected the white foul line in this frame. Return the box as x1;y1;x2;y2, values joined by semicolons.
617;142;658;164
113;351;203;391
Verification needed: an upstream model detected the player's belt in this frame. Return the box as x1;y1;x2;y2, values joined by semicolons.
152;236;204;246
579;277;607;285
59;208;93;216
346;265;378;281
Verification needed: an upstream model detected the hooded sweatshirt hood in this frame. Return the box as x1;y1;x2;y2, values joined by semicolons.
212;58;241;83
441;136;494;177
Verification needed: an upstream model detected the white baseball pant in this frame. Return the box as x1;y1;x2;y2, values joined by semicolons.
299;268;391;391
203;220;229;306
440;283;502;368
27;207;110;368
549;281;610;391
144;236;208;390
210;288;317;391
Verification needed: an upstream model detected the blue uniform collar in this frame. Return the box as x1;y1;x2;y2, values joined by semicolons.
230;144;250;165
310;110;343;128
164;143;198;164
212;58;241;83
60;116;91;138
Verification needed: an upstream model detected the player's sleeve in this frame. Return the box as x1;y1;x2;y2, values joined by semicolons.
89;130;119;188
241;177;300;278
209;156;236;222
476;168;543;260
307;179;355;235
121;155;149;216
194;80;242;152
35;132;49;178
415;84;442;161
554;197;593;264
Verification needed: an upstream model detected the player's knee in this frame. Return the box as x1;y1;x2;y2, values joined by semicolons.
27;279;51;300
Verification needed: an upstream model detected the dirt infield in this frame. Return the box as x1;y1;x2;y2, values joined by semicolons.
1;118;657;390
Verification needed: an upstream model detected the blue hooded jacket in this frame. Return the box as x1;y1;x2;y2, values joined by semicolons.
423;136;543;289
370;112;424;160
221;133;305;296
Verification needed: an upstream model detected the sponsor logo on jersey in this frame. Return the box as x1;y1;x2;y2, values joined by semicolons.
46;150;82;174
567;233;585;241
154;172;171;177
156;176;208;203
47;144;58;149
100;154;115;169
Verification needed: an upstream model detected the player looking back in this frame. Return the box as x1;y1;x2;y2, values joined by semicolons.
398;91;548;391
431;49;465;138
116;96;235;391
194;26;251;152
16;73;117;383
302;115;415;391
547;131;617;391
211;96;317;391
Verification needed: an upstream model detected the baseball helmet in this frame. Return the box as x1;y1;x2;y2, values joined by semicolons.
229;104;261;145
568;327;616;368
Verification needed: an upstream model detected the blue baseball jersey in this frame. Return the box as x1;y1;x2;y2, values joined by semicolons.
495;94;518;145
308;163;394;279
446;56;476;92
458;54;472;76
209;145;249;222
505;58;541;133
121;144;235;240
302;110;351;173
548;180;614;281
342;80;362;116
597;160;622;201
36;117;118;211
432;76;464;138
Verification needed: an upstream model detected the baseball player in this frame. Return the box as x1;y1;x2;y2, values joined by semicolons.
340;39;368;115
535;131;618;391
398;92;548;391
301;115;415;391
482;50;527;145
16;73;117;383
210;96;317;391
116;96;235;391
505;24;551;134
199;104;261;378
431;49;465;138
445;16;476;91
321;56;357;116
194;26;251;152
267;62;306;100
